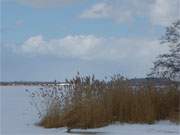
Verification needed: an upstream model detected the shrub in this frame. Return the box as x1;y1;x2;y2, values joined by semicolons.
27;73;180;130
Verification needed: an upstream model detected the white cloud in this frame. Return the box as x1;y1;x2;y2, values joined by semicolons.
80;3;112;19
80;0;180;26
15;35;168;63
150;0;180;26
16;0;82;8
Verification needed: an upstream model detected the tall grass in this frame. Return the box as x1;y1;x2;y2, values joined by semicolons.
27;73;180;130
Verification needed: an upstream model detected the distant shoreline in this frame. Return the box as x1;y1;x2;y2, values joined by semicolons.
0;84;42;87
0;85;42;88
0;78;179;88
0;81;69;87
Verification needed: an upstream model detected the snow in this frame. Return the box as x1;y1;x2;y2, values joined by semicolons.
1;86;180;135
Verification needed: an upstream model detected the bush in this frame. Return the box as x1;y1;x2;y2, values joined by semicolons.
27;73;180;130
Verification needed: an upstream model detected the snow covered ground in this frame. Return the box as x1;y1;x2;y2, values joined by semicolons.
1;86;180;135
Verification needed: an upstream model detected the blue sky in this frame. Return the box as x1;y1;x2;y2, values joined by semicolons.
1;0;179;81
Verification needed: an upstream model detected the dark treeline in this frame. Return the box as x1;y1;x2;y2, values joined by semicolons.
28;74;180;130
0;77;174;87
0;81;67;86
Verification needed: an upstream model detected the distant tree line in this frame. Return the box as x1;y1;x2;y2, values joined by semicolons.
0;81;66;86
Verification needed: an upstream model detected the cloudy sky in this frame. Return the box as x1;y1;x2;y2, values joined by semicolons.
1;0;180;81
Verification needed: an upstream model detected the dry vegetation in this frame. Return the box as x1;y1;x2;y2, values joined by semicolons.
27;73;180;130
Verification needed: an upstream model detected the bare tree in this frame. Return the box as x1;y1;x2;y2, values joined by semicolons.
149;20;180;81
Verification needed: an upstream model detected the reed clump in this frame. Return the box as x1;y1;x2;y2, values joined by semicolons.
28;73;180;129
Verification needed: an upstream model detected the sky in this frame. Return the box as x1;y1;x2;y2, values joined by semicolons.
1;0;180;81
